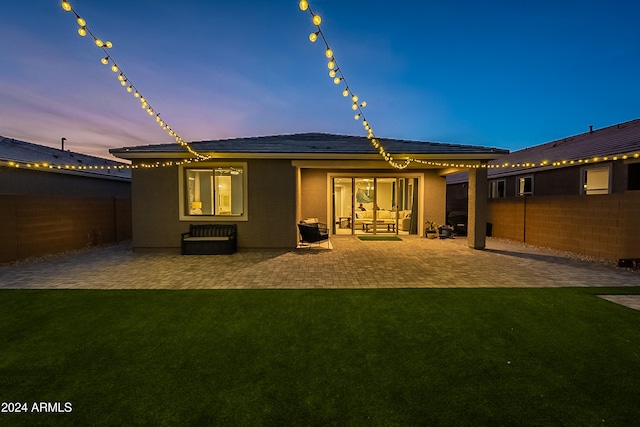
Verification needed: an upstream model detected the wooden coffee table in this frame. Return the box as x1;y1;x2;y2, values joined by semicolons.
364;220;396;233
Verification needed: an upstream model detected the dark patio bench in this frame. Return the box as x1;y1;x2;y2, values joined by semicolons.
181;224;237;255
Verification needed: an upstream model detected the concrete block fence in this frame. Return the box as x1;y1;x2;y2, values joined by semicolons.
0;194;131;263
488;192;640;262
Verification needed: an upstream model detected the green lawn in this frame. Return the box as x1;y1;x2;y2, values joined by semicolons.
1;288;639;426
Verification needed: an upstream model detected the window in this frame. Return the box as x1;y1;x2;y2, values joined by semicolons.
517;176;533;196
489;179;506;198
582;166;610;195
628;163;640;191
182;164;246;219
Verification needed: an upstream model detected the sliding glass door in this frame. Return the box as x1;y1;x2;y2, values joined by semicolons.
332;178;354;234
332;176;418;236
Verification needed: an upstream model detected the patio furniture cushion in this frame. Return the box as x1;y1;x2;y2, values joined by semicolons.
181;224;237;255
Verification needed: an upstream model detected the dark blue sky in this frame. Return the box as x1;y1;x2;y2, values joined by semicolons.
1;0;639;159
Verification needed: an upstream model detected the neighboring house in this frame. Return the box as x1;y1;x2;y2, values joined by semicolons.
110;133;508;251
0;136;132;263
446;118;640;263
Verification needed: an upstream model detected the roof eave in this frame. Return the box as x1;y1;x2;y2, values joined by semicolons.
110;150;508;162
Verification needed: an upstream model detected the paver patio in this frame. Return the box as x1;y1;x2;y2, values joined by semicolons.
1;236;638;290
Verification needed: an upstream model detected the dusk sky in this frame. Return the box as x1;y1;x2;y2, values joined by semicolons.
2;1;639;160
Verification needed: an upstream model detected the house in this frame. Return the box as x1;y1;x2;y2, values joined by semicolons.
0;136;132;263
109;133;508;251
446;118;640;263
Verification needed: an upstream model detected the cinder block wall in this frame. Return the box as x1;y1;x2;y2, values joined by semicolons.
0;194;132;263
486;198;525;241
488;192;640;262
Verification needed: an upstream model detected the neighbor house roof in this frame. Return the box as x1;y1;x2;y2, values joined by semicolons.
1;136;131;181
110;133;509;161
489;118;640;178
447;117;640;184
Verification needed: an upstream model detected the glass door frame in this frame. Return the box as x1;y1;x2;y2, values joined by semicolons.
329;172;423;236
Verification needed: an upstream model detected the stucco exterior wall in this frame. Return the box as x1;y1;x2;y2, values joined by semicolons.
299;169;328;225
485;161;628;198
246;160;298;247
131;159;297;250
423;172;447;228
131;164;180;249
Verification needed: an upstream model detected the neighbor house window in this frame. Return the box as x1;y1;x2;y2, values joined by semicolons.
627;163;640;191
517;176;533;196
489;179;506;198
582;166;610;195
183;164;246;219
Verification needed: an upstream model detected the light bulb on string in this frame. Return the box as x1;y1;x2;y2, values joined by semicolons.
53;0;268;168
297;5;410;169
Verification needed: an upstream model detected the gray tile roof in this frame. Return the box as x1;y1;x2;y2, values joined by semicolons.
446;117;640;184
110;132;508;158
489;118;640;175
1;136;131;180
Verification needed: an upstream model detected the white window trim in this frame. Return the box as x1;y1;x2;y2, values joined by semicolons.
178;162;249;221
489;179;506;198
517;175;534;196
581;164;611;195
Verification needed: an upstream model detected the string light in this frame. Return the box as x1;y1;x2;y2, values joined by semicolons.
298;2;640;171
58;0;210;165
300;2;414;169
6;2;636;172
